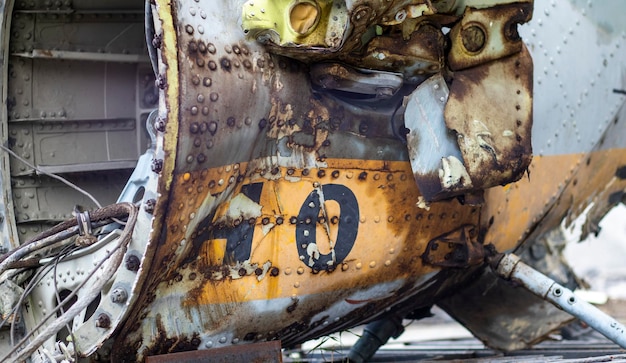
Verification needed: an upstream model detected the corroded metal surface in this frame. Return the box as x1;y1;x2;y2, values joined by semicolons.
448;2;533;71
109;0;536;360
439;267;575;351
404;74;467;201
4;0;626;361
111;0;524;359
445;45;533;192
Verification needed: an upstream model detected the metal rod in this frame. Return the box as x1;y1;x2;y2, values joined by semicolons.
493;253;626;349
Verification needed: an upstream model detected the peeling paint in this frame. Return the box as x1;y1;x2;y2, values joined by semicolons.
416;196;431;211
439;155;473;191
221;192;263;222
445;46;533;191
260;222;275;236
306;243;321;267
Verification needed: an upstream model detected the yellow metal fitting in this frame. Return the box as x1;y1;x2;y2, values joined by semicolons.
242;0;336;47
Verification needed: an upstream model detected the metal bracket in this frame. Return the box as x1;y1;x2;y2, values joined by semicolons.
492;253;626;349
421;224;484;268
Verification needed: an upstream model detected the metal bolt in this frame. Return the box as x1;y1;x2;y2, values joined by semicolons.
270;267;279;276
126;255;140;272
395;9;407;22
189;122;200;133
110;288;128;304
144;199;156;214
151;159;163;173
155;74;166;89
461;25;486;53
95;313;111;329
155;118;166;132
152;33;162;49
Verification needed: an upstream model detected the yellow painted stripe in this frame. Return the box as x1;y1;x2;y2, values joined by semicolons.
160;160;479;305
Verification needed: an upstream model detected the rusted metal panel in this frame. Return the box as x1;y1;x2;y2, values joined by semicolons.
242;0;438;59
352;22;446;81
448;2;533;71
421;225;484;268
439;267;575;352
145;341;282;363
111;0;488;359
112;0;534;360
444;45;533;192
113;157;481;360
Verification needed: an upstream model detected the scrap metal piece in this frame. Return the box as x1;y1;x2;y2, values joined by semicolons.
242;0;341;48
310;63;403;99
242;0;437;61
355;22;445;81
448;1;533;71
421;224;484;268
493;254;626;349
145;340;282;363
405;73;470;201
444;45;533;191
438;266;575;352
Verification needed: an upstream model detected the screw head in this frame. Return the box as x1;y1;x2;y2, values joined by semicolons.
95;313;111;329
155;74;166;89
151;159;163;173
144;199;156;214
126;255;140;272
155;118;166;132
110;288;128;304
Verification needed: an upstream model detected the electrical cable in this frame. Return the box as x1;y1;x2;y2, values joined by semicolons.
9;244;80;346
52;244;81;363
0;144;102;209
0;204;130;275
0;202;137;362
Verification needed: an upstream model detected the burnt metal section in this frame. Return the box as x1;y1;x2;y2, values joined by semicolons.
309;63;403;99
421;224;484;268
439;227;581;351
145;340;282;363
444;45;533;192
448;2;533;71
112;0;533;359
241;0;446;82
349;21;446;81
493;254;626;349
438;266;575;352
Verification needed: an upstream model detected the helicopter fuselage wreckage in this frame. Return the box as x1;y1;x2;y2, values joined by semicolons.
0;0;625;361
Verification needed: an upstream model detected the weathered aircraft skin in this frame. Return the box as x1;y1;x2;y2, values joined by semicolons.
115;1;487;358
0;0;624;361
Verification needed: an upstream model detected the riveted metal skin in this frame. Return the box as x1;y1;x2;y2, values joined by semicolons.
448;2;533;71
4;0;626;361
112;0;490;360
444;45;533;192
